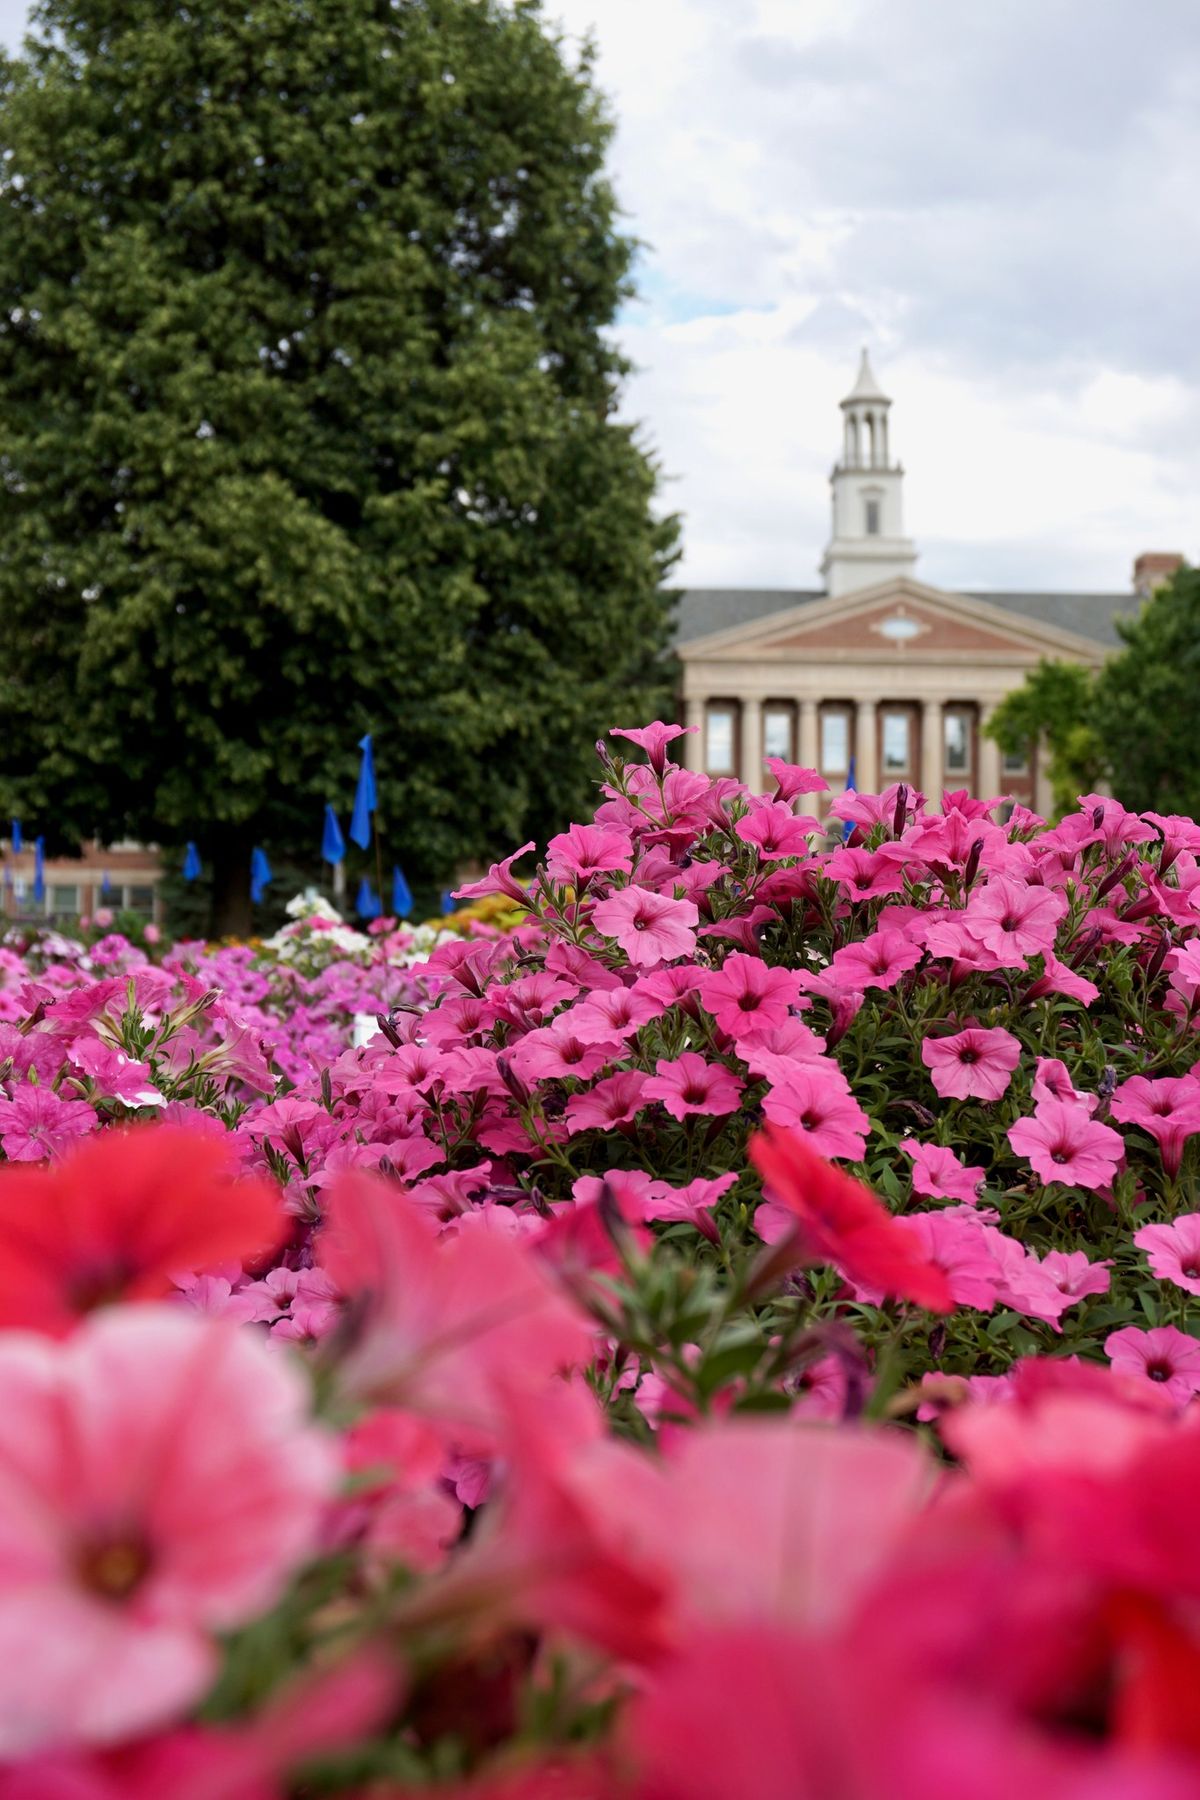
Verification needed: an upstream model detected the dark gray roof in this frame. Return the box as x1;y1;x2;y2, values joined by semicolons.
674;585;1137;649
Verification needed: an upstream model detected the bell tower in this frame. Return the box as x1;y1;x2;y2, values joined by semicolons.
820;349;918;597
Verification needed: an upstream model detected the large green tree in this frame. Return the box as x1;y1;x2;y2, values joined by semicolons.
0;0;678;931
987;564;1200;820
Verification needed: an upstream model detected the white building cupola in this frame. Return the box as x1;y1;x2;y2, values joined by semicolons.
820;349;918;597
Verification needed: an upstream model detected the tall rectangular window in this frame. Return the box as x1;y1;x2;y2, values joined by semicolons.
49;884;79;915
943;709;972;776
705;705;736;776
763;704;794;763
881;710;911;775
1002;743;1031;776
821;709;850;775
865;497;881;536
124;885;157;916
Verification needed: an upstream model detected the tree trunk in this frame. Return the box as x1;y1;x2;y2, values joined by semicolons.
210;832;254;939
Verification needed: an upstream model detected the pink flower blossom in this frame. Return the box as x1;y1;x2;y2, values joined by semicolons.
1031;1056;1097;1113
1008;1098;1124;1190
1023;952;1100;1006
0;1307;336;1756
507;1016;622;1085
697;954;805;1039
1134;1213;1200;1296
452;842;535;905
642;1172;738;1238
901;1138;985;1205
642;1054;744;1122
734;800;819;860
823;845;908;900
0;1086;98;1161
765;758;828;803
569;984;664;1042
66;1039;164;1107
590;886;699;967
921;1026;1021;1102
761;1065;870;1161
962;875;1067;960
891;1212;1001;1311
545;822;634;885
1104;1324;1200;1404
610;720;695;773
830;929;923;993
1040;1249;1111;1302
1110;1073;1200;1178
563;1070;649;1134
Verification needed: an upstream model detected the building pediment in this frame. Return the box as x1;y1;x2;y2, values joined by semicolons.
678;576;1111;667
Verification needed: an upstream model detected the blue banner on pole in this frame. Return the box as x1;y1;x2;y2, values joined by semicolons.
355;876;381;920
33;836;45;902
322;804;346;865
10;820;21;854
391;864;413;919
349;734;376;851
182;842;202;882
842;755;857;843
250;847;273;905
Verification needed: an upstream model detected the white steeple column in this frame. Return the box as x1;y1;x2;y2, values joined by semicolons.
854;699;877;793
979;706;1003;799
741;696;763;791
681;696;705;772
798;699;820;774
821;350;918;598
921;700;942;809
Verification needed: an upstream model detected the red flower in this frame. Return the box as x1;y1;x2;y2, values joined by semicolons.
748;1124;954;1312
0;1125;285;1336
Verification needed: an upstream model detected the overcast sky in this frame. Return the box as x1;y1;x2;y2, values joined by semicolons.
4;0;1197;593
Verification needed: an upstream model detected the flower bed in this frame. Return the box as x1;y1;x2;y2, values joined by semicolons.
1;725;1200;1791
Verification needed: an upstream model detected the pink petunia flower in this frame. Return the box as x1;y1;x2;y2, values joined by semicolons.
901;1138;985;1205
890;1212;1002;1311
830;929;923;993
590;886;699;967
1031;1057;1097;1114
563;1070;649;1135
823;846;908;901
761;1065;870;1161
66;1038;164;1107
1104;1324;1200;1404
0;1307;336;1757
0;1085;98;1161
569;985;665;1043
734;800;819;860
1133;1212;1200;1296
610;720;695;774
642;1053;744;1122
1109;1073;1200;1179
962;875;1067;961
507;1015;623;1085
921;1027;1021;1102
697;954;806;1040
1040;1249;1111;1302
1007;1098;1124;1191
545;822;634;885
1023;953;1100;1006
765;758;828;803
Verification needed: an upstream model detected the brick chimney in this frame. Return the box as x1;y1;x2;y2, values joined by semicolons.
1133;551;1184;599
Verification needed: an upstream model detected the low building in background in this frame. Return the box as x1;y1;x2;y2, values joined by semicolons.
2;840;164;927
675;351;1184;814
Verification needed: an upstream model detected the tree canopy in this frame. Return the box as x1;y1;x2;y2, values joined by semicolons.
0;0;678;929
987;564;1199;820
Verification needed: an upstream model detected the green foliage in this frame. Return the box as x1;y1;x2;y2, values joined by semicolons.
985;658;1103;819
1093;562;1200;816
0;0;678;928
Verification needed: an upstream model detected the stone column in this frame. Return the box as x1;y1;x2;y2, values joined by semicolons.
921;699;942;809
681;696;704;772
742;696;763;792
854;699;877;793
979;705;1003;800
798;698;820;774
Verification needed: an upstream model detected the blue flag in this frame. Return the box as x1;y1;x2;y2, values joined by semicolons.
842;755;857;844
182;842;202;882
33;836;45;902
391;864;413;919
10;820;21;854
355;876;381;920
250;847;273;905
100;870;113;898
440;888;456;916
322;804;346;865
349;734;376;851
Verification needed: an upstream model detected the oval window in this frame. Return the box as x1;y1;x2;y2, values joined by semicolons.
879;615;921;642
